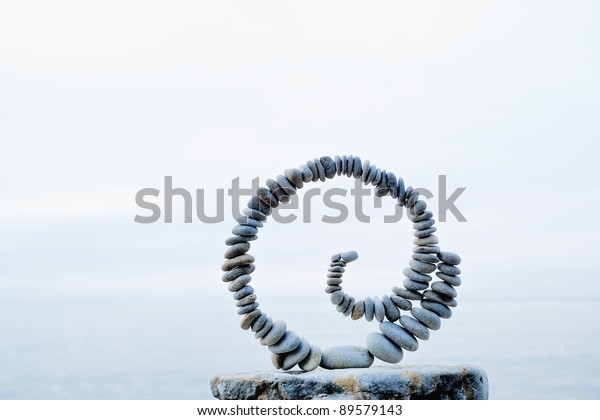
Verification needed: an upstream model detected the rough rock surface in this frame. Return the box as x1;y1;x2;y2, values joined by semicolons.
210;365;488;400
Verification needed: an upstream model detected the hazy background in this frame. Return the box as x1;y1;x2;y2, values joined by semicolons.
1;0;599;399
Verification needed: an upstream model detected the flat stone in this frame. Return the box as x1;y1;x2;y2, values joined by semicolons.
361;160;371;183
345;155;354;177
351;300;365;320
257;187;279;208
380;321;419;351
299;164;313;183
414;226;437;238
392;287;423;301
247;195;273;215
365;164;377;184
298;345;322;372
439;251;461;265
410;200;427;215
284;168;304;189
236;294;257;307
413;219;435;230
371;168;382;186
436;272;462;286
402;278;429;291
374;185;390;197
237;302;259;315
276;174;297;195
224;242;251;259
412;252;440;264
260;320;287;346
342;297;355;317
364;297;375;321
306;160;319;182
352;156;362;178
320;345;374;369
423;290;458;308
410;210;433;223
399;315;430;340
386;172;398;198
326;278;343;286
340;251;358;262
390;294;412;310
271;353;283;369
235;216;264;228
222;254;256;272
396;177;406;205
320;156;336;179
438;263;461;276
327;272;343;278
328;266;345;273
269;330;301;354
251;313;268;332
339;155;347;175
240;309;262;330
330;261;346;267
336;294;350;313
227;274;253;292
313;158;326;182
282;337;311;370
413;235;439;246
411;307;441;330
403;267;432;282
412;245;440;254
330;253;341;262
381;295;400;322
372;296;385;322
432;281;457;298
242;207;267;221
325;285;342;293
264;179;288;206
222;264;255;282
334;155;343;176
211;365;490;400
232;285;254;300
254;317;273;339
225;234;258;245
421;300;452;319
232;224;258;237
409;258;436;273
330;290;344;305
406;189;419;208
366;332;403;363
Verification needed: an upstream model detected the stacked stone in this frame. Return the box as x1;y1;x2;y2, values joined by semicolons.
222;155;462;371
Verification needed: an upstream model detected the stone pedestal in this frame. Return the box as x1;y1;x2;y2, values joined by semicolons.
211;365;488;400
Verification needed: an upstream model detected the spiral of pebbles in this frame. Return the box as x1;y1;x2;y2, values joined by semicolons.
222;155;462;371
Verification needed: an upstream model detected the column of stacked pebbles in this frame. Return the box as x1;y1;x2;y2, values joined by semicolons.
221;155;462;371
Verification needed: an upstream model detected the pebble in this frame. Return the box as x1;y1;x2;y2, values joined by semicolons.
411;200;427;215
390;294;412;310
325;285;342;293
345;155;354;177
336;294;350;313
414;227;437;238
276;174;297;195
251;313;268;332
392;287;423;301
228;274;252;292
412;253;440;264
326;278;343;286
351;300;365;320
436;272;462;286
366;332;403;363
432;281;457;298
282;337;311;370
235;216;264;228
299;345;322;372
361;160;371;183
271;353;283;369
371;168;382;186
247;195;272;215
225;234;258;245
260;320;287;346
413;219;435;230
409;258;436;273
364;297;375;321
420;300;452;319
412;245;441;254
382;295;400;322
423;290;458;308
320;345;374;369
222;264;255;282
379;321;419;351
403;267;432;282
224;242;251;259
378;170;387;188
312;158;325;182
343;297;355;316
240;309;262;330
330;261;346;267
222;254;255;272
372;296;385;322
352;156;362;178
403;278;429;291
320;156;337;179
242;207;267;221
410;210;433;223
334;155;343;176
374;185;390;197
232;285;254;300
327;272;343;278
254;317;273;339
365;164;377;184
331;253;341;262
284;168;304;189
340;251;359;262
403;186;413;205
406;190;419;208
396;177;406;205
265;178;288;204
328;266;345;273
411;307;441;330
438;263;461;276
438;251;461;265
413;235;439;246
232;224;258;237
306;160;319;182
236;294;257;307
299;164;313;183
257;187;279;208
386;172;398;198
330;290;345;305
399;315;430;340
237;302;259;315
268;330;301;354
340;155;347;175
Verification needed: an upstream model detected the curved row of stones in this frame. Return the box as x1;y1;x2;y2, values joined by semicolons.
221;155;462;371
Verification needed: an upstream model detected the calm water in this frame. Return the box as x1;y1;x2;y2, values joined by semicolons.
0;294;599;399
